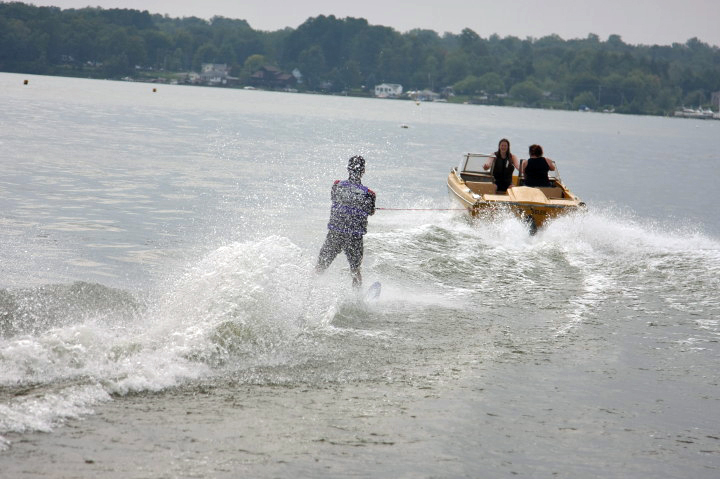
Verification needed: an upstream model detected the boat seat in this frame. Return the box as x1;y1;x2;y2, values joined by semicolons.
507;186;548;203
465;181;497;196
538;186;564;199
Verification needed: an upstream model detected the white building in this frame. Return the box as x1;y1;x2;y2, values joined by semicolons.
292;68;303;84
200;63;230;85
374;83;403;98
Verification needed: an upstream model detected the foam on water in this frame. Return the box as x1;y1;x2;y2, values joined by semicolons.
0;236;337;445
0;384;110;436
147;236;316;360
1;205;719;449
371;202;720;338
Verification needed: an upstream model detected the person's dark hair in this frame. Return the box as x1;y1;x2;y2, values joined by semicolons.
347;155;365;174
496;138;511;159
529;144;543;157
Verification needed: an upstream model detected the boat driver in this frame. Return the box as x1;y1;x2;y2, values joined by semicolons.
483;138;519;193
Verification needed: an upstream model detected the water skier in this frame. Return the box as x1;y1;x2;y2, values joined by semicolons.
315;155;376;288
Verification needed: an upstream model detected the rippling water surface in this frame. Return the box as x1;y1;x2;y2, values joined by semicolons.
1;73;719;478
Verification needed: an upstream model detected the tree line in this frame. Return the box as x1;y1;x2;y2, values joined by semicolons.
2;2;719;115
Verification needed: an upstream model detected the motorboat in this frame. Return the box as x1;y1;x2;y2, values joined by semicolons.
673;107;716;120
447;153;585;233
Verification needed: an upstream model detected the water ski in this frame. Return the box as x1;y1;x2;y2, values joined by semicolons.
364;281;381;301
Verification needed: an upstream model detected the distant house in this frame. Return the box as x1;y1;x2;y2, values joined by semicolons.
200;63;230;85
374;83;403;98
292;68;303;84
249;65;296;89
441;86;455;98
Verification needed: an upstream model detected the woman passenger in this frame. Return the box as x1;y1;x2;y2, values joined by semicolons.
483;138;519;193
521;144;556;187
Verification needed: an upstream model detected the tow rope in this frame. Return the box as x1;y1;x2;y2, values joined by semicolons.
377;207;467;211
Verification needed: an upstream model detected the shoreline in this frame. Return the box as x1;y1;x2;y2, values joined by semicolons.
7;70;718;119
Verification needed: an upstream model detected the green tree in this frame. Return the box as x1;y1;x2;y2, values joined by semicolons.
510;80;543;105
243;53;266;72
654;87;681;113
443;51;470;84
684;89;706;106
104;52;130;75
479;72;505;94
298;45;326;89
192;42;218;69
125;34;147;66
143;30;172;68
573;91;597;109
621;70;660;105
600;74;626;106
217;40;237;64
453;75;483;95
567;72;600;98
167;47;184;71
339;60;362;89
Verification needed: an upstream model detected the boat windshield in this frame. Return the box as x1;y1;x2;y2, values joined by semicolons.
460;154;491;174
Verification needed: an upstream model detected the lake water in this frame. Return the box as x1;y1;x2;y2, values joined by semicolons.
1;72;719;478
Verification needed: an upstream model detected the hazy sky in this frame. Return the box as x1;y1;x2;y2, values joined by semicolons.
26;0;720;47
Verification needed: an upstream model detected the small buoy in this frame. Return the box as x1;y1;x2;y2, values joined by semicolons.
152;88;157;93
23;79;28;85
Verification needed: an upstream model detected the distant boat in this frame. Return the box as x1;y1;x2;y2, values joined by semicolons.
673;107;716;119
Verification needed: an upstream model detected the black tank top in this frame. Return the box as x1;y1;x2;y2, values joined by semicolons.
492;153;514;192
524;157;551;187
